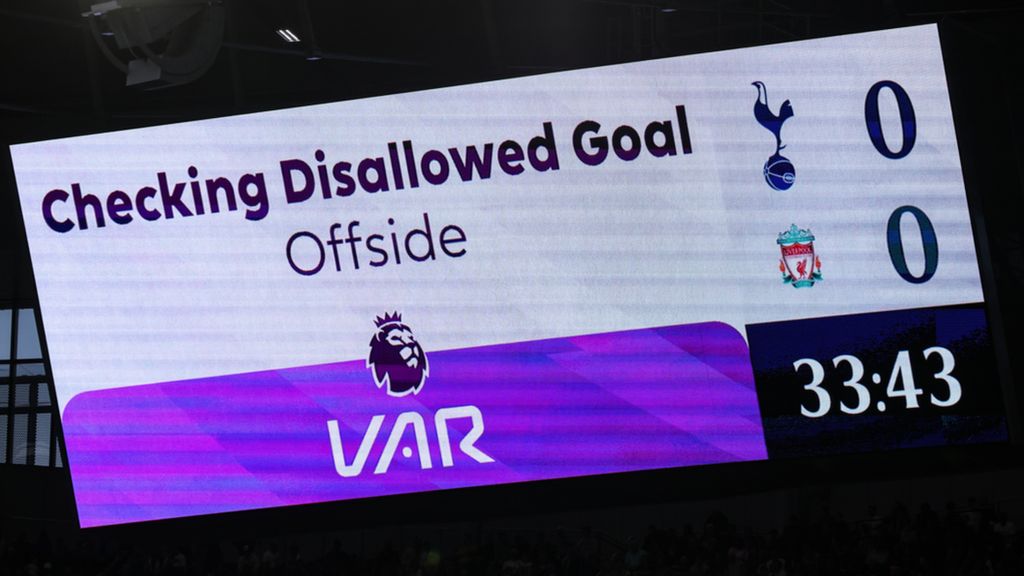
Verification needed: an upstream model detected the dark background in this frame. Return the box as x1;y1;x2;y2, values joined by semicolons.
1;0;1022;542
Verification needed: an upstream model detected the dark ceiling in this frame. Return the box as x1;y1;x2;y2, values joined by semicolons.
4;0;1013;135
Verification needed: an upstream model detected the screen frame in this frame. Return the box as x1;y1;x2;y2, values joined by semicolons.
5;20;1020;534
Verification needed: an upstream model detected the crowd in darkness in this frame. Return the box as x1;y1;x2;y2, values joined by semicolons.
1;499;1021;576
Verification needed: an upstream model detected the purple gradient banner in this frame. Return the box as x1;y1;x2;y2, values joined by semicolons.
63;321;767;527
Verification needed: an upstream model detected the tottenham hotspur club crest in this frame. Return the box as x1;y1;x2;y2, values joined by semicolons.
368;312;429;396
752;81;795;191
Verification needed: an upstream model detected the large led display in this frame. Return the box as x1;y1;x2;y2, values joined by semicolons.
10;25;1006;527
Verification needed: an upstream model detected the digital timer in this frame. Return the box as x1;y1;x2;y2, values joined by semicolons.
793;346;961;418
747;304;1005;459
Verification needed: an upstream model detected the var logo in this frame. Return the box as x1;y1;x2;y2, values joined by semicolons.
327;312;494;477
327;406;493;477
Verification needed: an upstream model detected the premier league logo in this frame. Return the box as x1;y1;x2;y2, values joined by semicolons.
777;224;822;288
330;313;490;478
367;312;429;396
752;81;795;191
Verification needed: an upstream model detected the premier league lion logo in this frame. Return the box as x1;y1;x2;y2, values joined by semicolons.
367;312;428;397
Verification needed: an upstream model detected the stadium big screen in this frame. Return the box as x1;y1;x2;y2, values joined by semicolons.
10;25;1008;527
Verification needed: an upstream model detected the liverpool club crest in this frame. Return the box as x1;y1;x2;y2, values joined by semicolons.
777;224;822;288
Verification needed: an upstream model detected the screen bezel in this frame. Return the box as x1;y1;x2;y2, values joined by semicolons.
5;21;1019;534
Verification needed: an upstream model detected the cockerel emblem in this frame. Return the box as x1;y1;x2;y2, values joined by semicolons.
753;81;796;191
367;312;429;396
777;224;822;288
